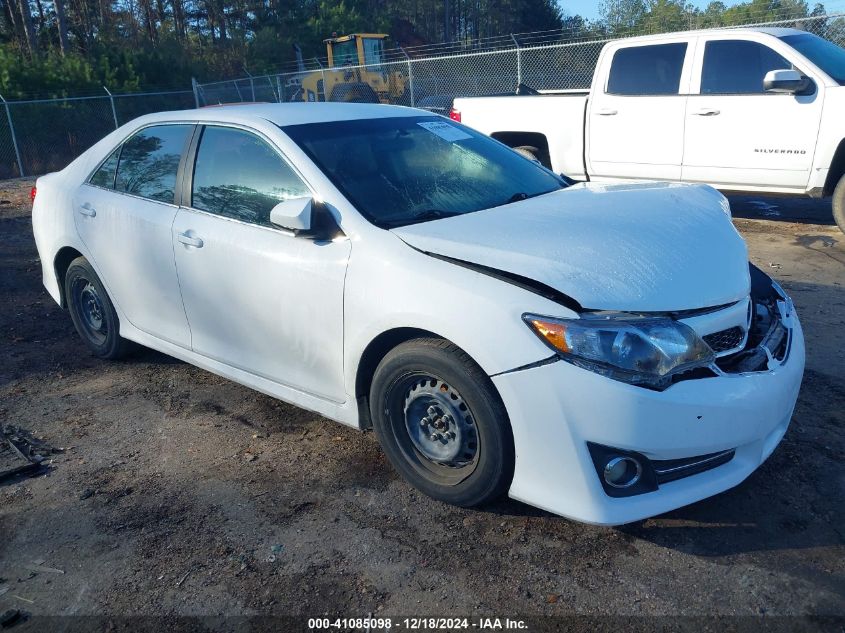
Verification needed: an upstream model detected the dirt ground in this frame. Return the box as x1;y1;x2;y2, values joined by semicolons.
0;178;843;630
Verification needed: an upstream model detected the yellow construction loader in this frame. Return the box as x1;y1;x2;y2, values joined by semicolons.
294;33;407;104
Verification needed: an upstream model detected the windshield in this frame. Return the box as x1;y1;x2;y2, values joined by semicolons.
780;33;845;84
282;116;566;228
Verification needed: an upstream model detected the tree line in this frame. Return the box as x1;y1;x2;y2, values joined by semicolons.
0;0;841;99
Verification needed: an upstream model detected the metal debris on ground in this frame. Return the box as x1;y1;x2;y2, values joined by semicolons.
0;425;59;483
0;608;22;629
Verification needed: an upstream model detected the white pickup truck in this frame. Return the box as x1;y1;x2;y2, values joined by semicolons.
451;27;845;232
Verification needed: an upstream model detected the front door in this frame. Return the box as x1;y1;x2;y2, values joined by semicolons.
73;124;194;347
172;125;351;402
587;40;692;181
682;36;823;190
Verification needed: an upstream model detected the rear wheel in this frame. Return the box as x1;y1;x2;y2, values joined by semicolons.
369;338;514;507
65;257;133;359
833;173;845;235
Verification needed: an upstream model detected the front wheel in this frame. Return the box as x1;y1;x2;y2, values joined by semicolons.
833;173;845;234
65;257;134;359
369;338;514;507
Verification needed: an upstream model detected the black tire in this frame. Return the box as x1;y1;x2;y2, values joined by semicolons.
329;82;379;103
64;257;134;359
833;174;845;235
369;338;514;507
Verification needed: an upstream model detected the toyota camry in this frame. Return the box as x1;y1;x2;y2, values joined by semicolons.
31;103;805;524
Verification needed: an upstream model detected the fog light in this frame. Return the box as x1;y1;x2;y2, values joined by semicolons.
603;456;642;488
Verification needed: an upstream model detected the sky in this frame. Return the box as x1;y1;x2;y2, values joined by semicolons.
559;0;845;21
558;1;709;21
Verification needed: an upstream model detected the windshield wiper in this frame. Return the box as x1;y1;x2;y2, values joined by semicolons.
383;209;460;228
500;187;564;208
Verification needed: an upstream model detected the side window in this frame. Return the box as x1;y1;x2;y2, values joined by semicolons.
607;43;688;95
701;40;792;94
363;38;384;65
191;126;310;228
89;147;120;189
115;124;191;204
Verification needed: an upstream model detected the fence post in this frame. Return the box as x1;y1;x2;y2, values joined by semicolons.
315;58;327;101
276;75;283;103
103;86;119;129
244;70;255;101
511;34;522;87
191;77;201;108
400;47;415;107
0;94;24;178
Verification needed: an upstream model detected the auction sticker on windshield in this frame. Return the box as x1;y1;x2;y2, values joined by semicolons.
417;120;472;142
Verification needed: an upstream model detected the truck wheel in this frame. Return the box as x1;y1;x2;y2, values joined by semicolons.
369;338;514;508
65;257;134;359
833;174;845;235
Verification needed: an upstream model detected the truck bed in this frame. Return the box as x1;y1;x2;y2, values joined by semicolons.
453;93;588;179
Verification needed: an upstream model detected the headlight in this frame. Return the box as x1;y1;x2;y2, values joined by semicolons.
524;313;715;390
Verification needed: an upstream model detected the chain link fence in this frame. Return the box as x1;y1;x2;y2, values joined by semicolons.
0;89;195;180
196;13;844;112
1;13;842;180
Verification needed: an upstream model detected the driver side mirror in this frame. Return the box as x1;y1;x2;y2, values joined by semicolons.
270;197;313;232
763;69;810;94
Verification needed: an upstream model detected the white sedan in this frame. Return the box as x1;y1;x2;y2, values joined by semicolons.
31;103;805;525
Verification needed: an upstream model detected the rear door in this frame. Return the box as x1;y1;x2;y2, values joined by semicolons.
587;38;693;181
682;35;823;190
73;124;194;347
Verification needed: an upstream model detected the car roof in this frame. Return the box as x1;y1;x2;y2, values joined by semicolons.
135;102;422;128
616;26;807;45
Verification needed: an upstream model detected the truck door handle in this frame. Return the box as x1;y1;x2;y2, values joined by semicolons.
692;108;721;116
177;232;204;248
78;203;96;217
596;108;618;116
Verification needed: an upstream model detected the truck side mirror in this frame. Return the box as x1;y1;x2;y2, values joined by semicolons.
270;197;313;232
763;69;810;94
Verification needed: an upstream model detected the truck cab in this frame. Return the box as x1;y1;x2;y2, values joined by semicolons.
587;28;844;195
325;33;388;68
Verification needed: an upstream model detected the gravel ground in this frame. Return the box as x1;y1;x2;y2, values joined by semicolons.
0;178;843;631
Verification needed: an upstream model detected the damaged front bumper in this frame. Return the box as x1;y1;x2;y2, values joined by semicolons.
493;269;805;525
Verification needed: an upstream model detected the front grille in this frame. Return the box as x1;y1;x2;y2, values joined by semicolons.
653;449;735;484
703;326;745;353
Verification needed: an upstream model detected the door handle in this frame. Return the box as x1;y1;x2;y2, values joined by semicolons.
692;108;721;116
78;203;96;217
177;232;204;248
596;108;618;116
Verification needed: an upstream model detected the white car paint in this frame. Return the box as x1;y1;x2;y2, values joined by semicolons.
454;27;845;198
393;181;748;312
32;103;805;525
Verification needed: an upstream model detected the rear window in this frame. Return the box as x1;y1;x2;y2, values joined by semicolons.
89;147;120;189
607;43;688;95
114;124;192;204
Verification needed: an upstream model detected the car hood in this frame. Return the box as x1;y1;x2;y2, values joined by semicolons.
391;182;750;312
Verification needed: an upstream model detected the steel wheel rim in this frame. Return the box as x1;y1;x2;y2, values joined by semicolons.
73;278;108;345
388;372;480;486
